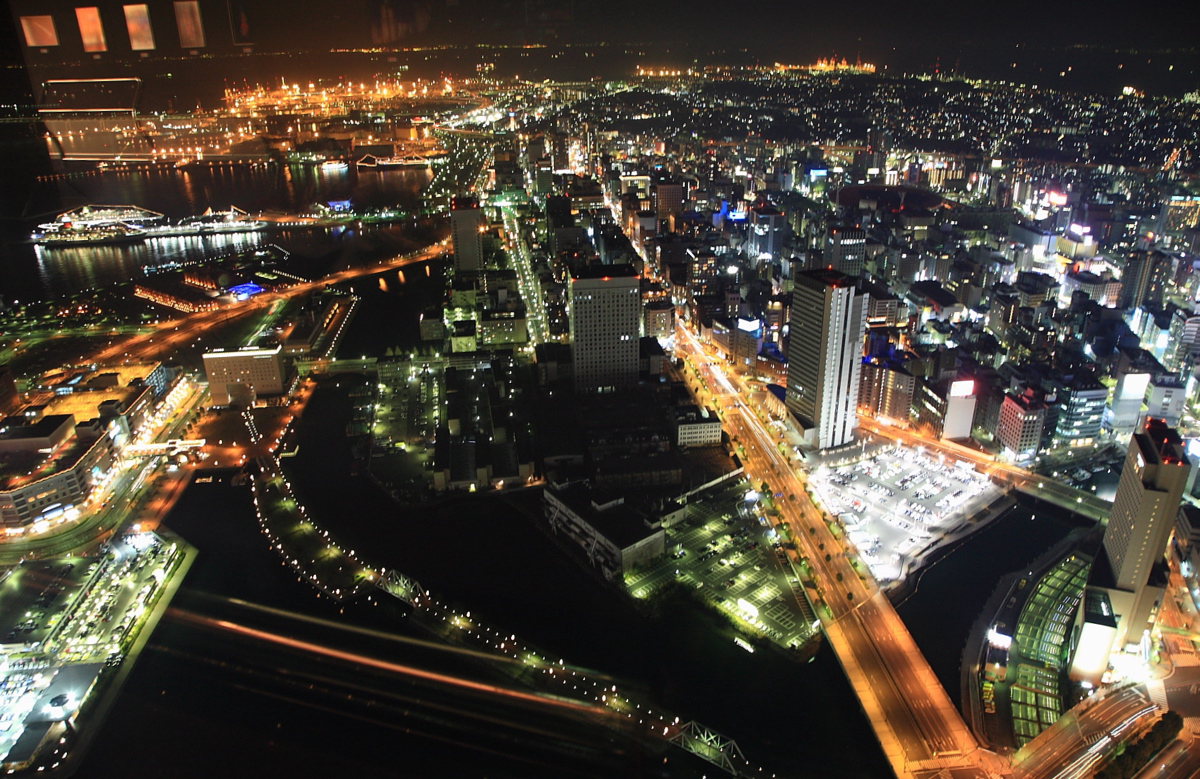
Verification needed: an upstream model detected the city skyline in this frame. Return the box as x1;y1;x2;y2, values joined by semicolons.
2;9;1200;778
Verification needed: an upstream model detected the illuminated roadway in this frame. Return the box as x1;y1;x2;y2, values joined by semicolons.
856;418;1112;523
499;204;549;345
1007;684;1156;779
674;322;1007;779
93;242;450;365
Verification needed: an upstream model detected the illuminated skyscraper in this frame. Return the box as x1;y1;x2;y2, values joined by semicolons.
786;269;867;449
569;265;640;393
450;196;483;272
1103;419;1190;647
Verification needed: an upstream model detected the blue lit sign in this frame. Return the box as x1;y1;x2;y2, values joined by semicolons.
326;199;353;212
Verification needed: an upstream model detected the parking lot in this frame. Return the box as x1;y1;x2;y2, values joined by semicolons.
625;481;819;651
809;444;1002;584
1;533;186;764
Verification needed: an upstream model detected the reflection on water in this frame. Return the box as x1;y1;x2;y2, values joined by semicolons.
11;161;431;298
35;231;267;292
35;161;431;217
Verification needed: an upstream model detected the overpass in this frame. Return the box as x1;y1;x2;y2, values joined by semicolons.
856;418;1112;523
124;439;205;457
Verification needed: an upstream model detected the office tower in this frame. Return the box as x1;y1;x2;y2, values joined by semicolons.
569;265;641;393
859;358;915;423
1119;249;1172;310
1103;419;1190;647
994;388;1046;460
651;179;683;224
1053;371;1107;448
825;226;866;277
686;248;719;298
450;196;484;272
748;204;785;261
786;269;868;449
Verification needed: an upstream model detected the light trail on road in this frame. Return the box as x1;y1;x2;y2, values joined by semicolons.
674;321;999;778
167;608;608;717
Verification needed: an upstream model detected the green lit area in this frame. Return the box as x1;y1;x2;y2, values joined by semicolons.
623;480;819;653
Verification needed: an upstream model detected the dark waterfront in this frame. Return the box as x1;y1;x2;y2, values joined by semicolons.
896;500;1094;707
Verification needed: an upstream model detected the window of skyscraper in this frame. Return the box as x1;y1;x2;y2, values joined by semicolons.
123;4;155;50
20;15;59;47
174;1;205;48
76;7;107;52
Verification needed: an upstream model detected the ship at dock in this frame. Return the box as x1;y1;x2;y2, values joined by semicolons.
33;204;267;246
355;153;432;169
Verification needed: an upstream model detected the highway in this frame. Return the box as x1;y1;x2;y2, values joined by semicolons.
1136;735;1200;779
499;204;550;345
91;242;450;366
1009;684;1157;779
856;417;1112;523
673;323;1004;779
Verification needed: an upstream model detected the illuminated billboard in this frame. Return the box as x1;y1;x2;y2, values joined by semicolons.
1068;619;1116;685
1118;372;1151;401
950;379;975;398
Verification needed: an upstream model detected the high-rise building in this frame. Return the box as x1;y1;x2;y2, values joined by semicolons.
786;269;868;449
651;179;683;224
570;265;641;393
1101;420;1190;647
450;196;484;272
1053;370;1107;448
825;226;866;277
748;205;785;261
994;388;1046;460
1119;249;1172;310
859;358;915;423
913;377;976;440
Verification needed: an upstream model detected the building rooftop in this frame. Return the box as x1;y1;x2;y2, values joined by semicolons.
796;268;856;290
1137;418;1188;467
572;263;639;281
549;482;660;549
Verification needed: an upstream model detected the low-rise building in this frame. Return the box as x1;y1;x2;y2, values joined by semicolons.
674;405;721;448
543;481;666;580
1;415;116;530
203;346;288;406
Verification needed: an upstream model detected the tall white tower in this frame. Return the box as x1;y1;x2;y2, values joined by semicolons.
786;269;868;449
1102;419;1190;646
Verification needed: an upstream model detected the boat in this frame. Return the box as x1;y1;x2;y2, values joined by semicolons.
37;204;166;233
156;205;266;236
356;153;431;169
32;204;265;244
35;224;147;246
320;160;349;171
